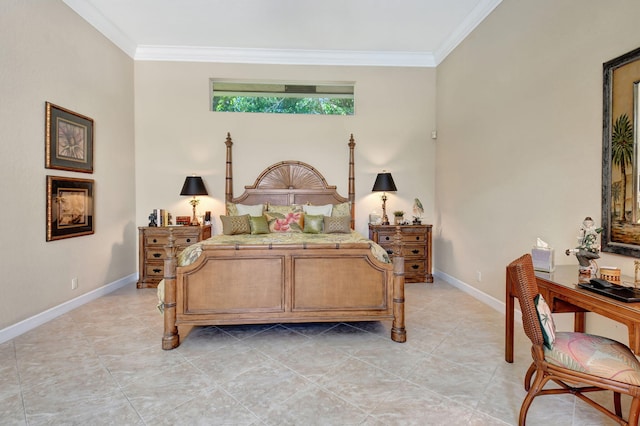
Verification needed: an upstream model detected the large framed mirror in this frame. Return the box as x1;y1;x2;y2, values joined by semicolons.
602;46;640;257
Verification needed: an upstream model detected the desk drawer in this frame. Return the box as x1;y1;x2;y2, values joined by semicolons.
146;263;165;278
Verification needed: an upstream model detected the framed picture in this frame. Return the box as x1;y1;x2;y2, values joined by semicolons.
47;176;94;241
45;102;94;173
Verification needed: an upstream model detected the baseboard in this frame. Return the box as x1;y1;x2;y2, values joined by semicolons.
0;273;137;345
434;269;522;322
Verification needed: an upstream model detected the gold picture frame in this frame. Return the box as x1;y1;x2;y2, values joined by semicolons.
45;102;94;173
46;176;94;241
602;46;640;257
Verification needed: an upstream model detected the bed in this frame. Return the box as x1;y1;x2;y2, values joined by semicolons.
160;133;406;350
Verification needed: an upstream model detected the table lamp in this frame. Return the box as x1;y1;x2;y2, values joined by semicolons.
372;171;397;225
180;175;208;225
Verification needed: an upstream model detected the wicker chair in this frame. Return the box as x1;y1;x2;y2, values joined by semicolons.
507;253;640;425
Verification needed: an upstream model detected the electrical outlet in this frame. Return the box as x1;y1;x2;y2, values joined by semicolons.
476;271;482;282
71;277;78;290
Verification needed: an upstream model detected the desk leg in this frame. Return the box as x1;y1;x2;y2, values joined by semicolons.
574;312;585;333
505;272;514;363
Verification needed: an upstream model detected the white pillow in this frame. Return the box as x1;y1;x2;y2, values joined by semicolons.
303;204;333;216
236;203;264;217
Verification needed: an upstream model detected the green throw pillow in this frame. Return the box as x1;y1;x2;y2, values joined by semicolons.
303;214;324;234
249;215;270;235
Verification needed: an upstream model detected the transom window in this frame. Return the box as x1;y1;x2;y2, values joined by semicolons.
210;80;354;115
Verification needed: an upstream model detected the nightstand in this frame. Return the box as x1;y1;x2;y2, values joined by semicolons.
137;225;211;288
369;224;433;283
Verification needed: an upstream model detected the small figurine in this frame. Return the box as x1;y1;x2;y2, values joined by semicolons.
148;211;157;227
413;198;424;224
565;216;603;280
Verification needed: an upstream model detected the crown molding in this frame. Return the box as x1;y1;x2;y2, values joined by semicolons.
135;45;436;67
434;0;503;64
63;0;137;56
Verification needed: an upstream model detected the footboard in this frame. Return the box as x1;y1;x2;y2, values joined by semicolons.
162;230;406;349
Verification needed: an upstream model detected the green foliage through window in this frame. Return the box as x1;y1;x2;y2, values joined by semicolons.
211;81;354;115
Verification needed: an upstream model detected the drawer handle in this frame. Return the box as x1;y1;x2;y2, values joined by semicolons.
153;268;162;273
153;238;158;243
384;236;390;241
386;249;393;255
411;264;419;270
411;249;419;254
153;253;161;258
415;236;421;241
186;238;191;242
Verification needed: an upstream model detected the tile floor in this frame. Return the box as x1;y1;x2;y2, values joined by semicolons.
0;278;628;425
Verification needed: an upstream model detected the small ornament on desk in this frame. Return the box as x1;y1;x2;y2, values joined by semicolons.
148;211;157;227
393;211;405;225
565;216;603;282
413;198;424;225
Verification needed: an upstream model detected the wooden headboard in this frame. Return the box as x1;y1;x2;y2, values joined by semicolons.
224;133;356;227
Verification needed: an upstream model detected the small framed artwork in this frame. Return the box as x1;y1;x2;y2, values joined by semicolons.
45;102;94;173
47;176;94;241
176;216;191;226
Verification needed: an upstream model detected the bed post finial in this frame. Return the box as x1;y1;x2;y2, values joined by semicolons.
225;133;233;204
348;134;356;229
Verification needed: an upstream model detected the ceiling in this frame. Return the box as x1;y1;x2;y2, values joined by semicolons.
62;0;502;67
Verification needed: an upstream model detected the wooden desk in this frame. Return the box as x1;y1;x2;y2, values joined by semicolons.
505;264;640;363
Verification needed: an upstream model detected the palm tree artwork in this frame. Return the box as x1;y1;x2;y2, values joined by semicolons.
611;113;634;221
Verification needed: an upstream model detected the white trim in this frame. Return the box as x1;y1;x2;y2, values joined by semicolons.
0;274;137;345
62;0;137;56
434;0;503;64
135;46;436;67
434;268;521;322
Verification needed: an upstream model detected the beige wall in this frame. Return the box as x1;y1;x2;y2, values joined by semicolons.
436;0;640;340
134;62;436;237
0;0;136;330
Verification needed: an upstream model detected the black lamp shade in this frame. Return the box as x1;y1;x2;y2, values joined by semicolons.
372;172;397;192
180;176;208;196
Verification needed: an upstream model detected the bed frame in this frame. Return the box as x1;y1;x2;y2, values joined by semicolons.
161;133;406;349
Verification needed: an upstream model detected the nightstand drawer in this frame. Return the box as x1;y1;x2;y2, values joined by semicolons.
405;260;425;274
146;249;165;261
145;234;200;247
146;263;165;277
376;232;427;244
377;243;425;258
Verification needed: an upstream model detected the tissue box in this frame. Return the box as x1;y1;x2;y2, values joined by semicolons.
531;247;554;272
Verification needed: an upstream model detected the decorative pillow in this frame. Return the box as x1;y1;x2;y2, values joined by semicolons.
236;203;264;217
323;215;351;234
535;293;556;349
303;204;333;216
266;204;303;214
220;214;251;235
226;202;239;216
304;214;324;234
249;215;270;235
265;211;304;233
331;202;351;217
545;331;640;385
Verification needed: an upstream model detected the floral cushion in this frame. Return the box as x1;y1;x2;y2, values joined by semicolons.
265;210;304;233
545;331;640;385
535;294;556;349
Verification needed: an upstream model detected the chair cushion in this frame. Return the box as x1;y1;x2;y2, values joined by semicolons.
535;294;556;349
545;331;640;385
